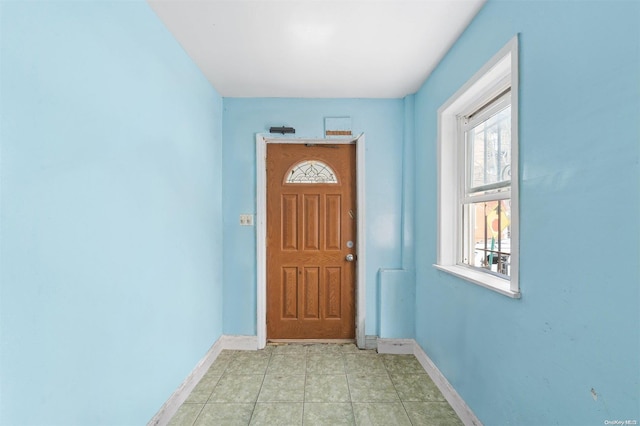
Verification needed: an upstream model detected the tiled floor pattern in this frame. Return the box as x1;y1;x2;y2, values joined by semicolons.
168;344;463;425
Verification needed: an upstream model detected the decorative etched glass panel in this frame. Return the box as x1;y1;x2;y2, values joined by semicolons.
286;160;338;184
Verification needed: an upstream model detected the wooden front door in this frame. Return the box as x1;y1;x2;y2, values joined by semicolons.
266;143;356;340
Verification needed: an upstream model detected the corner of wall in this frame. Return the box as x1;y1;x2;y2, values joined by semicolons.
378;268;416;338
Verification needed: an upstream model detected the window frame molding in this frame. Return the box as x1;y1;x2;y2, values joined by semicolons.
435;36;520;299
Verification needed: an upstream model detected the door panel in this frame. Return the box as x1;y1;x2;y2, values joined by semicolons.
281;195;298;250
303;267;320;318
266;143;356;340
325;267;342;318
281;267;298;318
326;195;342;250
303;195;320;250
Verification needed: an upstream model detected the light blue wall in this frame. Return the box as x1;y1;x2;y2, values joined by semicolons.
379;95;416;338
222;98;409;337
413;1;639;425
4;0;637;424
0;2;224;425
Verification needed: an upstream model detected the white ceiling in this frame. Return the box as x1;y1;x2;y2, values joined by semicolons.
147;0;486;98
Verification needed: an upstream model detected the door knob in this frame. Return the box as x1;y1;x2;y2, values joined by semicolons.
345;254;355;262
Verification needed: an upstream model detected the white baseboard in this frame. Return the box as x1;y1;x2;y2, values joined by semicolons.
412;341;483;426
364;335;378;350
147;338;224;426
221;334;258;351
147;335;260;426
377;338;415;354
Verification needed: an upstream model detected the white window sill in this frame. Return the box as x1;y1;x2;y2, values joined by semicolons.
433;264;521;299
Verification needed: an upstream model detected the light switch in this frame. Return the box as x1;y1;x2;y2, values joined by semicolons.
239;214;254;226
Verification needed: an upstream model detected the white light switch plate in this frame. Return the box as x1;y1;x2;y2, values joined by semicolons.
239;214;254;226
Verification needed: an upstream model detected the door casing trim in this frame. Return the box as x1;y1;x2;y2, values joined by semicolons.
256;134;366;349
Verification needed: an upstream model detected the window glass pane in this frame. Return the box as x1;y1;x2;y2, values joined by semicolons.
286;160;338;184
468;106;511;190
463;199;511;276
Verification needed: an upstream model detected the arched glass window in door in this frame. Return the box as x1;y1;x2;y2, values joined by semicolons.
286;160;338;184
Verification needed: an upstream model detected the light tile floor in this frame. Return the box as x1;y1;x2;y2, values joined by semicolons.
168;343;463;426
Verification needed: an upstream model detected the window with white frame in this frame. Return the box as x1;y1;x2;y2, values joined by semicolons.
435;36;520;298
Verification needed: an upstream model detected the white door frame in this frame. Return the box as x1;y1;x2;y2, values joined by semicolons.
256;133;366;349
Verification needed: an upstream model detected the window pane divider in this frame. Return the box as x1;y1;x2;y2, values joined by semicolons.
467;181;511;194
462;190;511;204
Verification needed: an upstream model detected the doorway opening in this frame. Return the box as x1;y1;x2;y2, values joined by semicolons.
256;134;366;349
